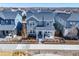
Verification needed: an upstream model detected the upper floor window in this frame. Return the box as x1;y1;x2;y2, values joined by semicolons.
70;22;76;26
46;22;51;26
47;22;49;26
30;30;35;34
29;21;35;26
6;20;9;25
5;20;13;25
44;31;51;37
38;21;44;27
11;20;15;25
1;20;5;25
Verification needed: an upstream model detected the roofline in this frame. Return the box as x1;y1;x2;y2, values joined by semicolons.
27;15;39;21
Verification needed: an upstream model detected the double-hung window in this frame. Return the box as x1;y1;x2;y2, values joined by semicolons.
6;20;9;25
11;20;15;25
29;21;35;26
1;20;5;25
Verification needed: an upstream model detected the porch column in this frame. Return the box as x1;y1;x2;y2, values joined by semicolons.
42;31;44;41
36;30;38;41
5;31;6;36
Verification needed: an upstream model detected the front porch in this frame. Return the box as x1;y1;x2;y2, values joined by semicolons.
36;27;55;42
0;30;16;38
0;25;17;38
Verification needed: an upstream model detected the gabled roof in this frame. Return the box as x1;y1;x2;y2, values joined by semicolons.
67;13;79;21
0;10;18;19
2;10;17;19
55;13;71;21
56;13;79;22
0;11;5;19
27;15;39;21
16;10;22;16
26;12;55;21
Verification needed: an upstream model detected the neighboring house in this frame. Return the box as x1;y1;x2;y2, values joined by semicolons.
54;13;71;33
26;11;55;41
65;13;79;38
0;10;22;38
55;13;79;38
67;13;79;28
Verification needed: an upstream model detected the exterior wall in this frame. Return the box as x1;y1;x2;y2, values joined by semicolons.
26;13;55;40
0;13;21;38
0;31;4;38
27;17;38;36
44;20;54;27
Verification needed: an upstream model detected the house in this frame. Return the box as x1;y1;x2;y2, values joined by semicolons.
54;13;79;38
67;13;79;28
65;13;79;38
26;11;55;41
54;13;71;33
0;10;22;38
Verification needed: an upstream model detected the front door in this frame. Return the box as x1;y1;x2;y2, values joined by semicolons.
38;31;43;43
38;31;42;39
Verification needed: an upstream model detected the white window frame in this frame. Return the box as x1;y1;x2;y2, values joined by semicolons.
29;21;35;26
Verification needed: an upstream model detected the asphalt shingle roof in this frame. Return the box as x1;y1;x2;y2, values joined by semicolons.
0;10;19;30
27;12;55;21
56;13;71;21
2;11;17;19
0;10;20;19
0;25;15;30
67;13;79;21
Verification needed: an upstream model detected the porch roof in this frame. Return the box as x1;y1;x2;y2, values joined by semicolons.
36;26;55;30
0;25;15;31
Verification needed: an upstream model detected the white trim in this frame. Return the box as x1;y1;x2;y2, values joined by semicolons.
27;15;39;21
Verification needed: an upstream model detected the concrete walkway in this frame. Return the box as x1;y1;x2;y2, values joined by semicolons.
0;44;79;50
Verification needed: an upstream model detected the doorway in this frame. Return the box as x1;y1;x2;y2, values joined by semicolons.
38;31;42;39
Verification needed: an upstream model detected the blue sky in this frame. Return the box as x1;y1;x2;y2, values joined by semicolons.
0;3;79;7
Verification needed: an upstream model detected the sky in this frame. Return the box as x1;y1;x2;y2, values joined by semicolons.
0;3;79;7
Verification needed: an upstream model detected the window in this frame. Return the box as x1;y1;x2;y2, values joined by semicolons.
29;21;35;26
1;20;5;25
70;22;73;25
30;30;32;33
70;22;76;25
38;21;43;27
6;31;8;34
47;22;49;25
8;20;11;24
30;30;35;34
11;20;15;24
6;20;9;25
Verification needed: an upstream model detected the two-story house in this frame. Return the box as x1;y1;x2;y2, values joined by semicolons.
26;11;55;41
0;10;22;38
54;13;71;36
54;13;79;39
